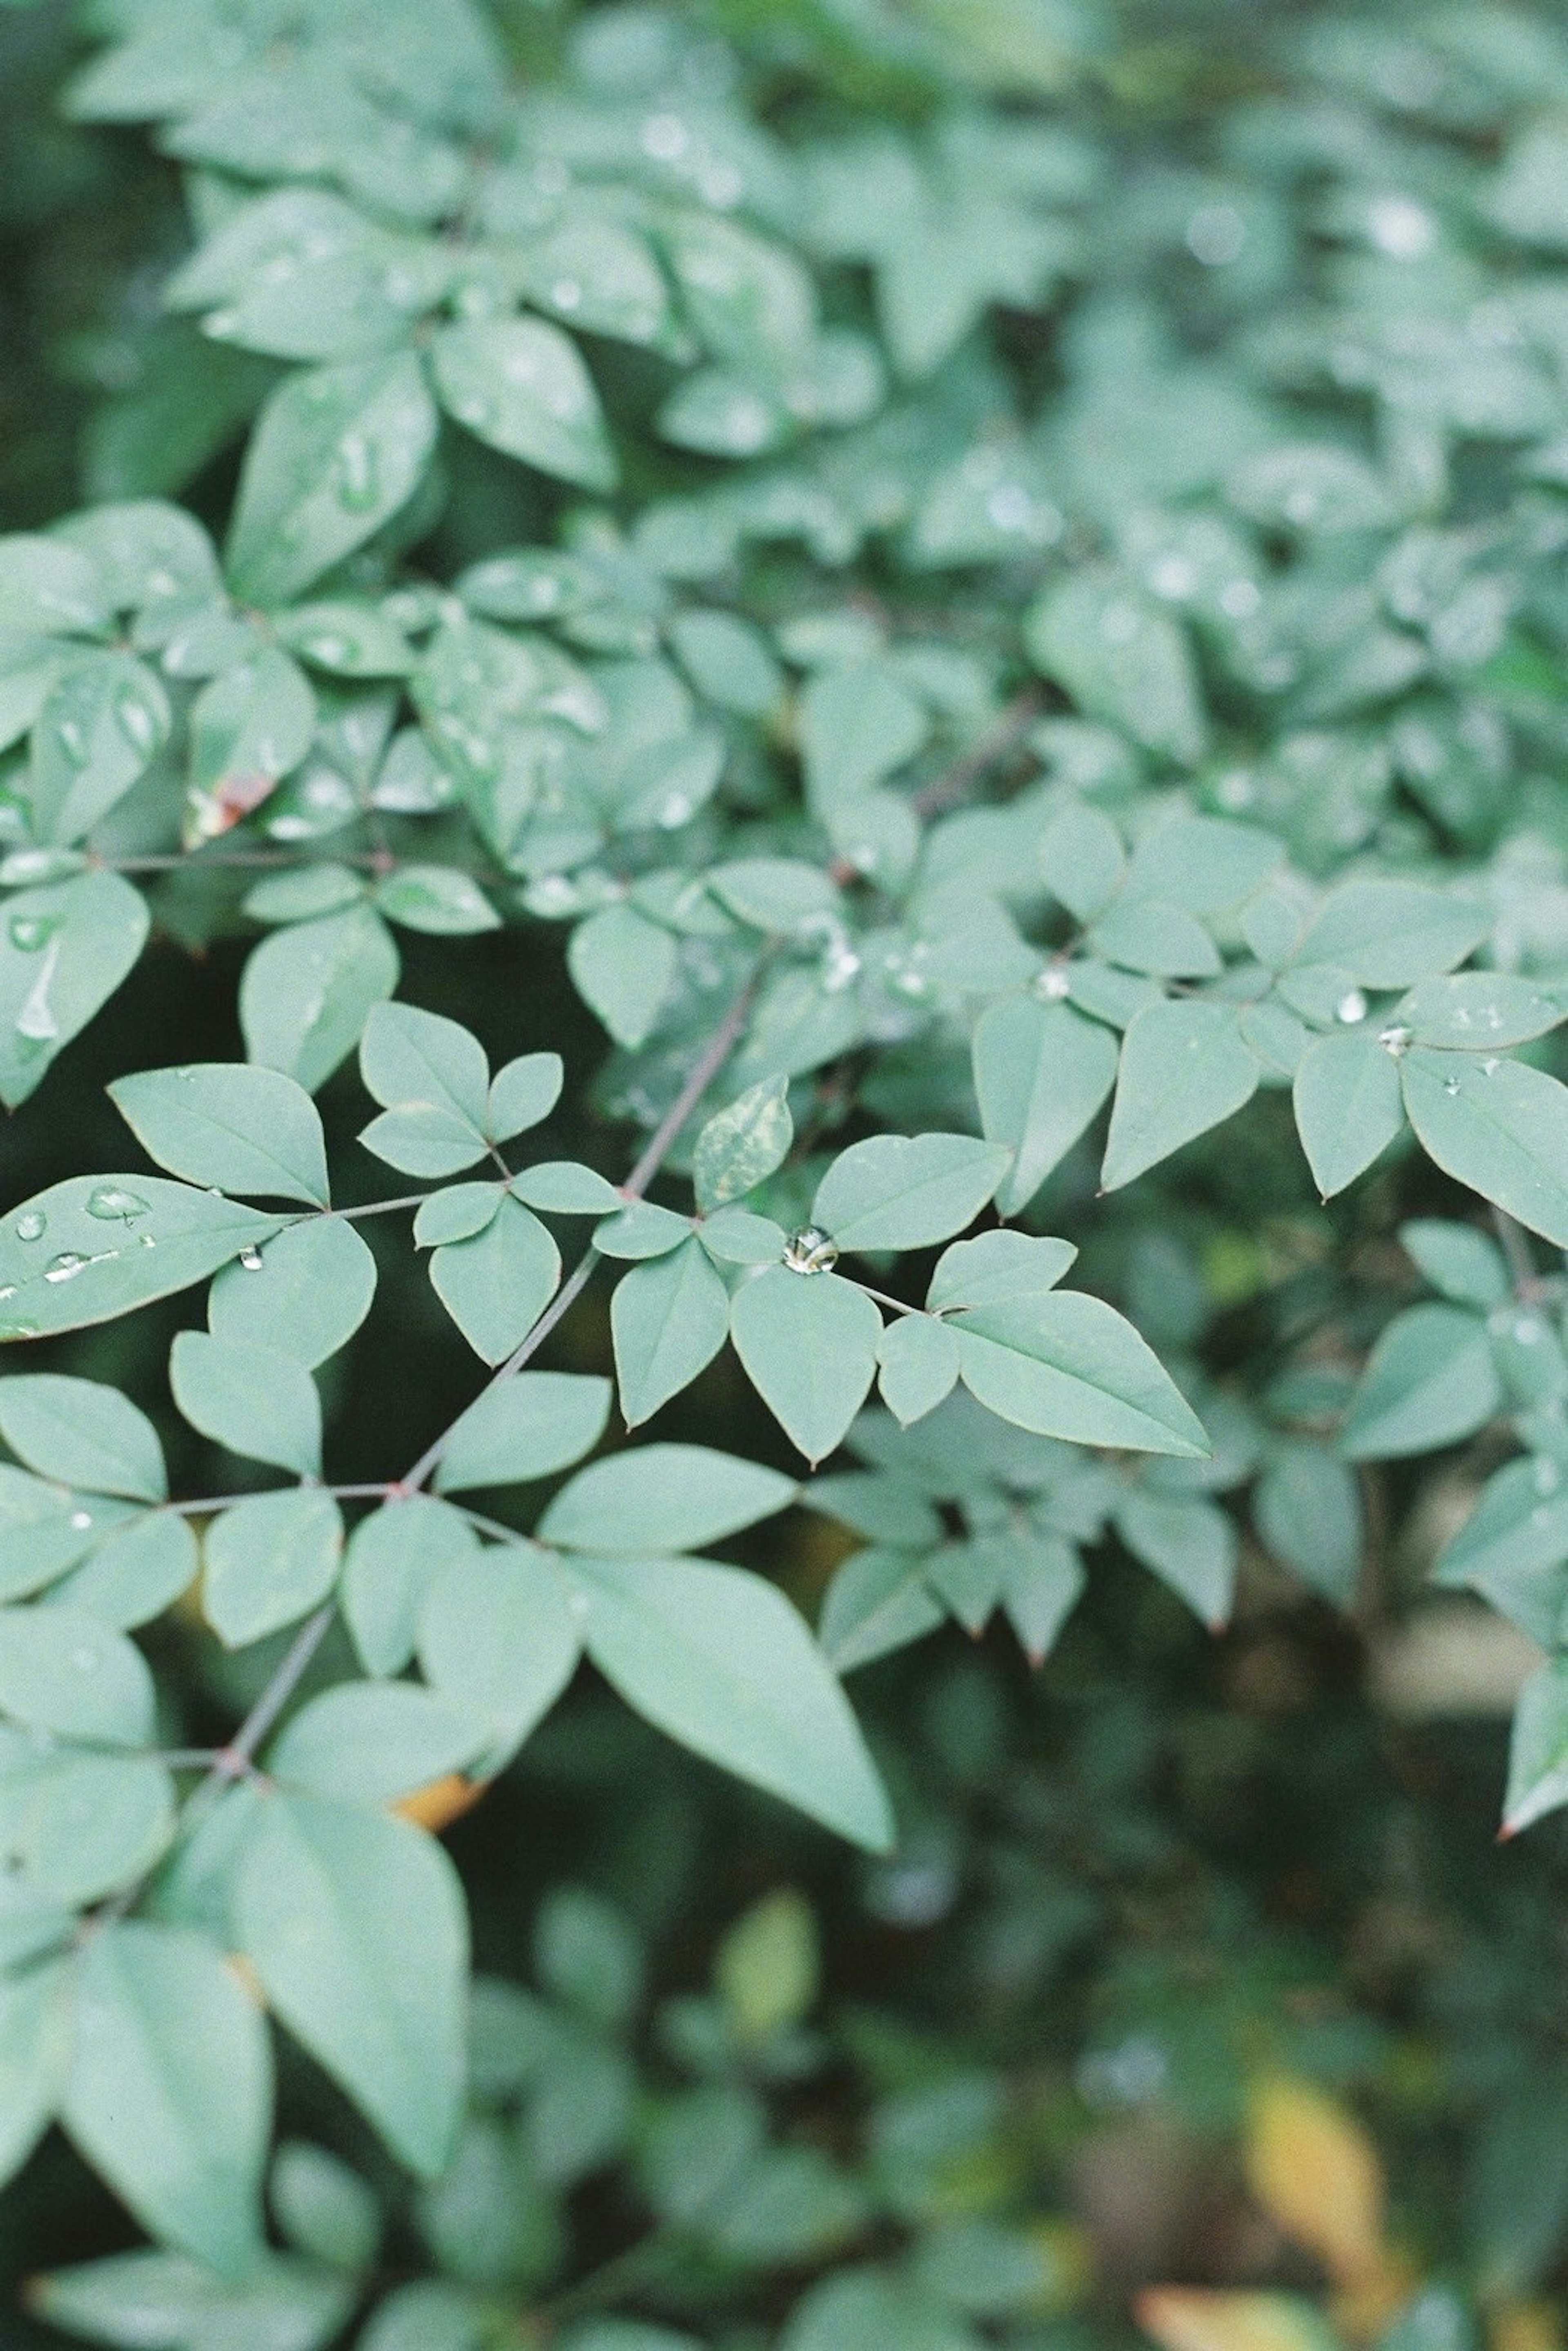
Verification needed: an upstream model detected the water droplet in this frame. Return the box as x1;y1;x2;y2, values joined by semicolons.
550;277;582;312
115;690;157;754
7;914;58;953
238;1246;265;1271
43;1253;86;1283
1034;966;1073;1002
55;718;88;767
784;1226;839;1275
14;1212;45;1243
69;1510;91;1531
1336;988;1368;1024
15;941;60;1043
655;792;693;829
1444;1077;1461;1095
85;1185;149;1224
1378;1023;1413;1057
335;432;379;511
821;941;862;994
0;1318;39;1339
0;1287;13;1303
1516;1316;1544;1345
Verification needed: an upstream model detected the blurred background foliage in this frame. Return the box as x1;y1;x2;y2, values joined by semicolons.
5;0;1568;2347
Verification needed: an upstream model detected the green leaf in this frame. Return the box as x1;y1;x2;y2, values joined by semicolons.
109;1064;329;1205
0;1469;132;1600
0;1959;71;2192
877;1314;961;1427
268;1683;486;1805
973;997;1118;1216
207;1217;377;1369
226;353;440;607
799;662;929;808
1504;1660;1568;1835
357;2282;488;2351
203;1489;343;1648
698;1208;787;1266
1038;803;1125;921
730;1267;882;1465
1293;1031;1405;1198
53;1512;198;1631
820;1547;944;1671
1340;1303;1501;1461
540;1445;796;1555
270;2140;382;2274
0;1372;165;1500
611;1240;731;1427
0;1604;154;1742
567;1552;893;1851
1292;882;1489;987
432;317;617;491
927;1232;1077;1312
1123;816;1283;917
185;649;315;844
431;1197;561;1365
1087;897;1220;980
0;1174;283;1342
235;1792;468;2177
0;1747;173;1907
488;1052;564;1143
342;1495;478;1678
1393;972;1564;1051
1101;1002;1261;1191
1026;573;1205;767
995;1534;1085;1664
1399;1219;1510;1310
241;909;399;1095
595;1201;692;1260
416;1184;503;1247
358;1001;489;1175
954;1292;1210;1456
812;1134;1011;1254
1116;1488;1236;1628
1254;1443;1363;1606
1402;1052;1568;1247
29;653;168;846
436;1372;611;1493
374;865;500;937
170;1331;322;1477
512;1162;621;1215
0;871;150;1110
693;1077;793;1213
568;904;679;1049
62;1921;270;2279
1431;1456;1568;1648
30;2251;355;2351
417;1542;582;1755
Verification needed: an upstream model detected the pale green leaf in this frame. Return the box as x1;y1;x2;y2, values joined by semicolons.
1101;1002;1260;1191
973;997;1118;1216
568;1552;893;1850
730;1267;882;1465
539;1444;796;1554
109;1063;329;1206
611;1240;731;1427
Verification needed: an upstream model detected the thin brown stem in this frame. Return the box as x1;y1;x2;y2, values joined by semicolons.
403;961;767;1494
109;960;768;1910
909;685;1045;822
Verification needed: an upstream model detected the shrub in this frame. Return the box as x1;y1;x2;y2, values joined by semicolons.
7;0;1568;2345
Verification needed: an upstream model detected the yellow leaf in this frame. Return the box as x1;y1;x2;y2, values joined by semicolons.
1246;2074;1386;2288
394;1773;489;1834
1491;2304;1566;2351
1137;2288;1342;2351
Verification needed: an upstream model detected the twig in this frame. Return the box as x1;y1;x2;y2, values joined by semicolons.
909;685;1045;821
146;957;769;1863
404;962;765;1493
